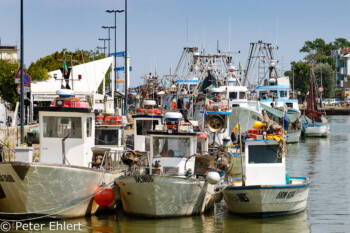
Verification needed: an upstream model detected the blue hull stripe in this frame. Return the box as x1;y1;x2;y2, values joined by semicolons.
225;183;310;190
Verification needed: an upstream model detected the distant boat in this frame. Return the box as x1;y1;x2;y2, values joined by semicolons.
302;67;330;137
222;139;310;217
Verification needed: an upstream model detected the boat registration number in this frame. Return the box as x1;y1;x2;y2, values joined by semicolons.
276;191;295;199
0;174;15;183
134;176;153;183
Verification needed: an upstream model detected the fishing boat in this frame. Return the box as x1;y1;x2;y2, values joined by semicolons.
302;67;330;137
222;139;310;217
260;104;302;143
117;112;220;217
0;90;123;219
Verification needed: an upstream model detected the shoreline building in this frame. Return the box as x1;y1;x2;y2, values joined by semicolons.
0;40;18;62
331;48;350;98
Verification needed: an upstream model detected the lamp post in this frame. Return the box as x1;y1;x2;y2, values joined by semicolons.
124;0;128;116
106;9;124;103
96;46;106;55
98;38;110;56
20;0;24;144
101;26;115;56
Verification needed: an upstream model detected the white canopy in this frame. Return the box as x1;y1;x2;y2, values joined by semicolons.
31;57;113;100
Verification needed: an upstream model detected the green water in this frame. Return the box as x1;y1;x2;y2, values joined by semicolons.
11;116;350;233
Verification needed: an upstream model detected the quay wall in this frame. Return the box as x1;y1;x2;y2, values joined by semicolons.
0;125;36;148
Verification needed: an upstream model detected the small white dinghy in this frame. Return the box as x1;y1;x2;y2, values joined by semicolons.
223;140;310;217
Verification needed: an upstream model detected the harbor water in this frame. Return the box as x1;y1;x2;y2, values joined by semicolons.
16;115;350;233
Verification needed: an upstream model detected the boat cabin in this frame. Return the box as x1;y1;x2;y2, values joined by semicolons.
132;100;163;152
244;140;286;186
176;79;199;95
149;131;198;175
39;95;95;167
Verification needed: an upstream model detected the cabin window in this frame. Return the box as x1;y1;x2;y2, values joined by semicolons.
136;120;159;135
239;92;246;99
95;128;119;145
229;92;237;100
86;117;92;137
270;90;277;98
280;91;288;98
43;116;82;138
153;137;191;158
189;84;196;91
248;145;281;164
259;91;268;99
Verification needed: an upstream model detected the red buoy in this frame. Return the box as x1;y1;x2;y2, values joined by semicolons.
94;186;114;207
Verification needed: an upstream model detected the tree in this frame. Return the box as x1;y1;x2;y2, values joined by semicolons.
300;38;350;63
27;49;104;81
284;61;310;99
314;63;334;98
0;60;20;108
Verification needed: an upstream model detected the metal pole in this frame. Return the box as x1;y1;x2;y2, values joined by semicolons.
321;65;323;107
20;0;24;144
292;65;294;99
108;28;111;55
124;0;128;116
114;13;117;95
103;40;106;56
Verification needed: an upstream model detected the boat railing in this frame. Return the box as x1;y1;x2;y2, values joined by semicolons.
102;149;125;172
0;147;40;163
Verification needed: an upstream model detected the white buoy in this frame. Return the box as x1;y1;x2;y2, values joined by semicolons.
206;171;220;185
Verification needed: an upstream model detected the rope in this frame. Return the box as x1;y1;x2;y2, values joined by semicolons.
0;175;122;222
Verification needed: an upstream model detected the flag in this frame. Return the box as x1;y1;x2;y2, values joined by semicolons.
283;112;289;130
239;62;243;69
63;61;68;76
233;123;241;133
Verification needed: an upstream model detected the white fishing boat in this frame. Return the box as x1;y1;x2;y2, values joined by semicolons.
223;140;310;217
0;90;123;219
117;112;220;217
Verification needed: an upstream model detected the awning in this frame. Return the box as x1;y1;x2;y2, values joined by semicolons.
261;104;298;123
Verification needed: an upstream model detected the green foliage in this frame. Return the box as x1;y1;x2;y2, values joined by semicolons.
284;61;310;98
300;38;350;62
0;60;20;107
314;63;334;98
27;49;104;81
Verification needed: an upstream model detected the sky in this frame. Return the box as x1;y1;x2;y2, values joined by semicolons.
1;0;350;87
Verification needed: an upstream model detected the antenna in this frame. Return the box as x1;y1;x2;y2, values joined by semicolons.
186;18;189;45
228;17;231;52
275;16;278;46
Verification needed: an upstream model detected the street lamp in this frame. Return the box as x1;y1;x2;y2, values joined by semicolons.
96;46;106;55
106;9;124;101
101;26;115;56
98;38;110;56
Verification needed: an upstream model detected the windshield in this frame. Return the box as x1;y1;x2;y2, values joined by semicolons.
153;137;191;158
43;116;82;138
248;145;281;164
95;129;119;145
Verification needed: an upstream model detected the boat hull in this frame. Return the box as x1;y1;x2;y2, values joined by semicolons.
223;178;310;217
303;123;330;137
117;175;215;217
0;162;122;219
286;129;301;143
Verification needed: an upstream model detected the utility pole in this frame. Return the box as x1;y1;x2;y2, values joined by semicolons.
124;0;128;116
20;0;24;144
292;65;295;99
98;38;109;56
106;9;124;99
